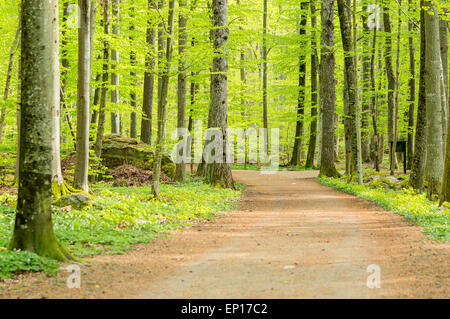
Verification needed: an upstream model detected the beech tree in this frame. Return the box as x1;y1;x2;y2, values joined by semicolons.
9;0;73;261
74;0;91;192
319;0;339;178
205;0;234;188
141;0;156;145
290;1;308;167
152;0;175;197
424;0;444;199
337;0;363;184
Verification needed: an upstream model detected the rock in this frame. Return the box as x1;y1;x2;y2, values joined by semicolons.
367;175;401;190
54;193;92;210
101;134;175;178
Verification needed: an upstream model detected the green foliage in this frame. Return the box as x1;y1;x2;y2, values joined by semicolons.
0;178;240;278
318;177;450;242
0;250;59;279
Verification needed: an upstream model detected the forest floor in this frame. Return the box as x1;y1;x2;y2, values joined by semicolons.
0;169;449;298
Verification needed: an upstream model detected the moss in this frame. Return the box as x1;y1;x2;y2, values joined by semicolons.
162;163;176;179
368;177;398;190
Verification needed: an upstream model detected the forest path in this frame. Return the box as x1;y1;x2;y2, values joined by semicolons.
135;170;448;298
1;170;448;298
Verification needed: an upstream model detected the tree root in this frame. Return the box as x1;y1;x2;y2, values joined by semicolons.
52;180;93;200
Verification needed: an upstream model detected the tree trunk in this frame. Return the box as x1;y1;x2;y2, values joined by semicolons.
360;3;371;163
305;0;318;169
0;20;20;144
391;0;402;175
262;0;268;152
290;1;308;167
439;18;448;155
152;0;175;197
9;0;73;261
406;0;415;170
94;0;110;159
129;1;137;139
424;0;444;199
205;0;234;189
410;2;427;192
337;0;362;183
369;19;379;171
383;5;398;173
175;0;188;182
110;0;120;134
141;0;156;145
319;0;339;178
74;0;91;192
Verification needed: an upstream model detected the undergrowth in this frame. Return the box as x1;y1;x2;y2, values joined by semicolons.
318;177;450;242
0;178;241;279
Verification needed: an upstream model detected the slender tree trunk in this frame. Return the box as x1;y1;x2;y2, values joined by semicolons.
94;0;110;159
152;0;175;197
141;0;156;144
406;0;415;169
424;0;444;199
59;2;77;150
205;0;235;188
290;1;308;167
74;0;91;192
305;0;318;169
319;0;339;178
383;5;397;173
369;20;379;171
337;0;362;184
110;0;120;134
175;0;188;182
0;20;20;144
410;2;427;191
360;2;371;163
9;0;73;261
157;0;166;113
439;18;448;154
391;0;402;175
343;69;352;175
129;1;137;139
262;0;268;152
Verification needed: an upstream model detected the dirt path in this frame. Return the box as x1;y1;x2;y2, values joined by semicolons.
0;170;448;298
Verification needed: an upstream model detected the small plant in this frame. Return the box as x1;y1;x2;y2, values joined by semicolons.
318;177;450;242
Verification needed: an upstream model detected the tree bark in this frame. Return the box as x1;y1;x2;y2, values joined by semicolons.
305;0;318;169
406;0;415;169
175;0;188;182
110;0;120;134
337;0;362;183
369;18;380;171
410;2;427;192
383;5;398;173
0;20;21;144
129;1;137;139
424;0;444;198
262;0;268;152
319;0;339;178
290;1;308;167
74;0;91;192
360;2;371;163
152;0;175;197
141;0;156;145
9;0;73;261
205;0;235;188
94;0;110;159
